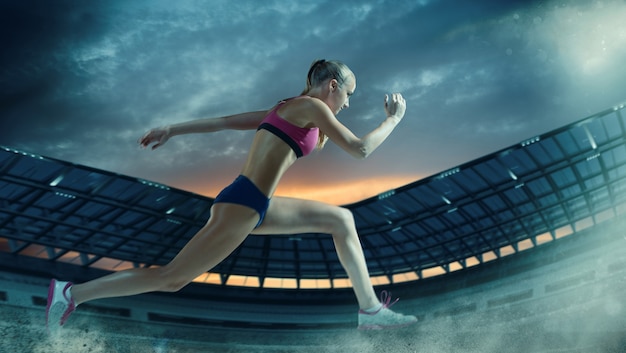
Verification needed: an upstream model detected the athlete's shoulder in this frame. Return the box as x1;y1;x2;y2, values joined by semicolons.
287;96;331;114
279;96;334;127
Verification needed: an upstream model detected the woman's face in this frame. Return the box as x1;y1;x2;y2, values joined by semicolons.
328;74;356;115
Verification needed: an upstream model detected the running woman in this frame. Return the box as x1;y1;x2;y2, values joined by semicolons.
47;59;418;331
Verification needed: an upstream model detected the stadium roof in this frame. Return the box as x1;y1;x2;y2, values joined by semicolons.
1;102;625;292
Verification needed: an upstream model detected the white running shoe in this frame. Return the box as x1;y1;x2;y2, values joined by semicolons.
46;279;76;330
357;291;418;330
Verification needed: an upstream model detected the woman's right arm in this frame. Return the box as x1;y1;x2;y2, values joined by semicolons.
311;93;406;159
139;110;268;150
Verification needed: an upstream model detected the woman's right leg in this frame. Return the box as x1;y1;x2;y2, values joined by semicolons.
69;203;260;306
252;197;379;310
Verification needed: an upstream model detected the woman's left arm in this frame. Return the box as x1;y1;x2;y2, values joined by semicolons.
139;110;268;150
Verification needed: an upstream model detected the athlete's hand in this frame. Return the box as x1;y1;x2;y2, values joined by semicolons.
139;126;170;150
384;93;406;121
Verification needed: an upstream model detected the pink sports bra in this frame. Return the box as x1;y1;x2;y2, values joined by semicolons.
257;99;319;158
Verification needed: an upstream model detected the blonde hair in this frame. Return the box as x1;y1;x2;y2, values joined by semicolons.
301;59;354;149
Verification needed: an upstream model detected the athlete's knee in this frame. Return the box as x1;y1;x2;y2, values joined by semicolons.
160;279;188;293
155;266;192;292
327;207;357;238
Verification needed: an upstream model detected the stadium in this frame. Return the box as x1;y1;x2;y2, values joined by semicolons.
1;102;624;352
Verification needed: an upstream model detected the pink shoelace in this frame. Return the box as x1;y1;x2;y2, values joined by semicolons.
379;290;400;309
360;290;401;314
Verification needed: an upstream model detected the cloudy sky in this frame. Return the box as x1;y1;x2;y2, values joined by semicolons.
2;0;626;205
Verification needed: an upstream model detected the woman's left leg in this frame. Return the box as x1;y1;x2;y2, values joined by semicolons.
252;196;379;310
68;203;261;305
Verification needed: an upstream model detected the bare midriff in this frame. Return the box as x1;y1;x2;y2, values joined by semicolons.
240;129;298;197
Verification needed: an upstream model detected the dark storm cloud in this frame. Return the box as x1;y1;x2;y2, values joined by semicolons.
0;0;110;126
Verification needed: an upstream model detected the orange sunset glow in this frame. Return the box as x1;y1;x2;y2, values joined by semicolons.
190;175;423;205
